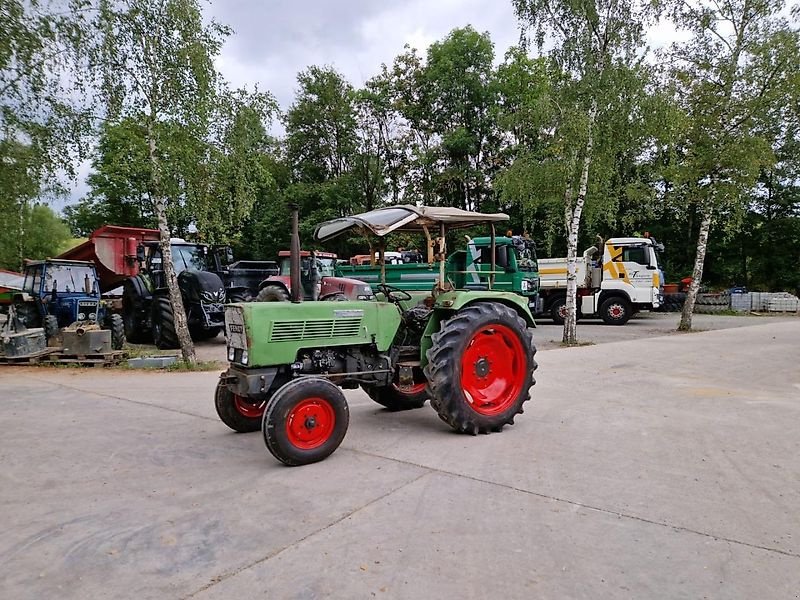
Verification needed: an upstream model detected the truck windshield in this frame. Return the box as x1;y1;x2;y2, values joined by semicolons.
171;246;208;274
44;264;96;294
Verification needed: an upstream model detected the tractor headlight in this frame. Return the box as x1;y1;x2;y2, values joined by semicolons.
228;346;235;362
89;312;96;320
78;312;85;320
521;280;530;291
241;350;249;365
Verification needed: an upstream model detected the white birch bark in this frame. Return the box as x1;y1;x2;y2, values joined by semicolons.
678;206;713;331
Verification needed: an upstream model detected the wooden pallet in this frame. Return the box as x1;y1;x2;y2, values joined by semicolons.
45;350;127;367
0;347;60;365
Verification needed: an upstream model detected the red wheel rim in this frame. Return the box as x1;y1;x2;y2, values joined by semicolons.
392;381;427;395
460;323;526;416
234;395;265;419
285;397;336;450
608;303;624;318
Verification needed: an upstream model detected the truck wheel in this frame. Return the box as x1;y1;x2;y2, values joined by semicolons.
152;297;179;349
215;380;265;433
600;296;632;325
425;302;537;434
106;314;126;350
44;314;59;340
256;285;290;302
550;296;567;325
263;378;349;466
363;369;428;411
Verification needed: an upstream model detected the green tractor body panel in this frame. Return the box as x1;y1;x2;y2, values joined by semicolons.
417;290;536;368
229;300;402;368
335;236;539;304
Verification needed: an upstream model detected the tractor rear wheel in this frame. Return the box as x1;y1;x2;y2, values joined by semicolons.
256;285;290;302
425;302;537;435
152;296;179;349
106;314;125;350
263;378;349;466
363;368;428;411
599;296;632;325
43;314;59;340
14;303;40;329
215;380;265;433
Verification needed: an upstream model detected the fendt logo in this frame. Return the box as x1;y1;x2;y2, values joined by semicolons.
228;324;244;334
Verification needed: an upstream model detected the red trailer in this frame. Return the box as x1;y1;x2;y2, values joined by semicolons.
58;225;160;292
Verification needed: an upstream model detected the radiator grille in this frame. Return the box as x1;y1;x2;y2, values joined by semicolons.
269;317;362;342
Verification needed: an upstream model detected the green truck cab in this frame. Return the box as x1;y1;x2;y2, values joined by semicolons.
336;235;540;307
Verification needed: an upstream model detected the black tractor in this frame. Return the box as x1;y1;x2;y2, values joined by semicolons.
122;240;229;348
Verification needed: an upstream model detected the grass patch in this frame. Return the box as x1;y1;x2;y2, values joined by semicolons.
165;360;223;372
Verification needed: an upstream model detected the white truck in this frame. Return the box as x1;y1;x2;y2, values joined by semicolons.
536;237;663;325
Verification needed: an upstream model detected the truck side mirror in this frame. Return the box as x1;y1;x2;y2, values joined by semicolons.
136;245;145;264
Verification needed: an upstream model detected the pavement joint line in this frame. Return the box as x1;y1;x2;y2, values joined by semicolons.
181;470;432;599
10;372;219;423
347;448;800;561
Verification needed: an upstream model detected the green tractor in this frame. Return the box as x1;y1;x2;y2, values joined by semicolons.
216;206;538;466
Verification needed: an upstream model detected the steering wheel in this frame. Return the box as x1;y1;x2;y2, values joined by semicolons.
376;284;412;304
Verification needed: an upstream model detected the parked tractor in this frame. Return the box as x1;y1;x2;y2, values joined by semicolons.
121;239;235;348
255;250;374;302
216;205;538;466
12;259;125;349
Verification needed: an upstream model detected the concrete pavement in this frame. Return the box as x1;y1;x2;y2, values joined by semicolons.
1;318;798;599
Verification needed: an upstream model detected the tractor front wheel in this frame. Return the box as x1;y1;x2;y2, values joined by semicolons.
43;314;59;341
215;380;265;433
256;285;290;302
263;378;349;466
106;314;125;350
425;302;537;434
152;297;179;349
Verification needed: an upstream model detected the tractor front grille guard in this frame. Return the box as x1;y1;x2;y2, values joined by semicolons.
198;301;225;329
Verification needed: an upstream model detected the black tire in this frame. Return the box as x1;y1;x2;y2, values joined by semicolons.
599;296;632;325
122;284;150;343
152;296;179;349
263;378;349;466
424;302;537;435
192;326;221;341
106;313;126;350
256;285;290;302
215;380;265;433
550;296;567;325
362;368;428;411
43;314;59;340
227;291;249;303
322;293;348;302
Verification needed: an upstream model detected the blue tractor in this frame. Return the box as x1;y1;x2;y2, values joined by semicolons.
12;259;125;350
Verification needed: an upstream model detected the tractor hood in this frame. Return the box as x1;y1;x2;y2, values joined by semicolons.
314;205;509;242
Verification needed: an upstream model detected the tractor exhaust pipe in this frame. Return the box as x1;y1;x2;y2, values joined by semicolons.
289;204;302;303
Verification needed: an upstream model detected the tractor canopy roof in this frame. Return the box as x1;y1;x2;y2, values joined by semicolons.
314;205;509;242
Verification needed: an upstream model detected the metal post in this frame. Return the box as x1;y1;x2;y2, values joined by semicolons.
439;223;446;288
489;223;496;290
379;242;386;285
289;204;302;303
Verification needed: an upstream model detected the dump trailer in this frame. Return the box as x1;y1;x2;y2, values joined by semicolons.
538;237;663;325
336;235;539;308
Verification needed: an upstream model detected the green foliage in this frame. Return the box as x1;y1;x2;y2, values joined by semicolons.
0;204;71;271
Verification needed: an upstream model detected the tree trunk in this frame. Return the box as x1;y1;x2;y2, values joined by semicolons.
147;122;196;364
563;100;597;345
678;206;713;331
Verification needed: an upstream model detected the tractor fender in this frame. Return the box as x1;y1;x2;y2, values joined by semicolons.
419;290;536;369
123;276;152;310
258;275;291;293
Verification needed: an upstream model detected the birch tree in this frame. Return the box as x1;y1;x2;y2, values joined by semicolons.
512;0;658;343
92;0;229;363
668;0;800;330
